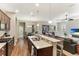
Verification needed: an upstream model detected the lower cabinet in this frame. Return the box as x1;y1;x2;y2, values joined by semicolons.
33;47;53;56
27;39;32;56
76;45;79;54
28;38;53;56
0;44;6;56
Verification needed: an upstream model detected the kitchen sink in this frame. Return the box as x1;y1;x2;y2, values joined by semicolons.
32;37;40;41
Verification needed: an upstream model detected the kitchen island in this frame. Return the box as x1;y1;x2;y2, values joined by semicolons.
39;35;63;56
28;36;53;56
28;35;63;56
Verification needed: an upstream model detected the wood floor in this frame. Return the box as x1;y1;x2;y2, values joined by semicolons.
11;38;78;56
11;39;30;56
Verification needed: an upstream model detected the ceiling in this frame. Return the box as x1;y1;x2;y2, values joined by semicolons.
0;3;74;21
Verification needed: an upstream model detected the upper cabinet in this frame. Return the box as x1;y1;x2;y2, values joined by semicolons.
0;9;10;31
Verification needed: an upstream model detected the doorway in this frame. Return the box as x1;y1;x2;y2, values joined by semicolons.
42;25;49;34
18;22;25;39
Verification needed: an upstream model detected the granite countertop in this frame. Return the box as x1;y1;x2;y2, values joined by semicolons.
0;32;13;39
0;43;6;49
28;36;52;49
39;35;61;43
3;36;13;39
0;33;4;39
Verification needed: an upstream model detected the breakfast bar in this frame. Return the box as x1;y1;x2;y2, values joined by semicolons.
28;35;63;56
39;35;63;56
28;36;53;56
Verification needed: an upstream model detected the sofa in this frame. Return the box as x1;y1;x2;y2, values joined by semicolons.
55;36;77;54
63;38;77;54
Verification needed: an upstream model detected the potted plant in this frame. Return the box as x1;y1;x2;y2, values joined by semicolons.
64;32;67;40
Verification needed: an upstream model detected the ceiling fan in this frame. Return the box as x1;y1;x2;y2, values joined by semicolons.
65;14;74;21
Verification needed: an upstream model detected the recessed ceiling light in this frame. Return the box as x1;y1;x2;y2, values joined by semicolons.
37;24;39;26
30;12;33;16
35;3;39;7
30;12;35;17
15;10;19;13
48;21;52;24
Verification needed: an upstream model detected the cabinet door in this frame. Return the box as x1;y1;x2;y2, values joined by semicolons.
27;39;32;55
0;11;1;21
1;14;6;30
0;11;3;21
1;13;5;23
6;17;10;30
4;15;6;23
5;16;7;30
0;10;10;31
0;49;2;56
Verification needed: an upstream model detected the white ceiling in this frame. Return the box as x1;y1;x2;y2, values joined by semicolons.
0;3;73;21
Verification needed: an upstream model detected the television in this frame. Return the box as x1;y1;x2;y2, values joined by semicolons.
71;28;79;33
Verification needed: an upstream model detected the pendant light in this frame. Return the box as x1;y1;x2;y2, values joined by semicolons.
48;3;52;24
36;6;40;34
64;14;68;22
65;13;73;21
36;7;39;25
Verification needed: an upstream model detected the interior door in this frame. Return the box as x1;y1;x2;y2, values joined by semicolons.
18;22;25;39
